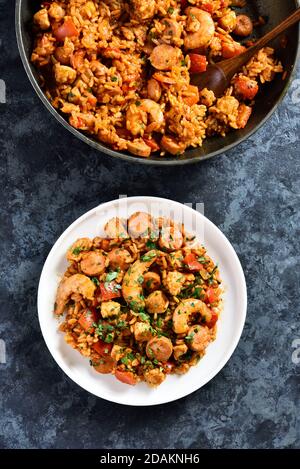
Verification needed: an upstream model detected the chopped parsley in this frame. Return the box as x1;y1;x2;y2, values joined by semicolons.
146;240;157;250
137;275;144;285
111;76;118;82
72;247;82;256
106;269;120;282
105;333;114;343
185;333;195;342
141;251;156;262
139;311;150;322
91;277;100;286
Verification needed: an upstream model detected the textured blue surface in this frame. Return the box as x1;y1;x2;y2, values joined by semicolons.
0;1;299;449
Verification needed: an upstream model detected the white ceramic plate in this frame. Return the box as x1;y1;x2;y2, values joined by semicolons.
38;197;247;406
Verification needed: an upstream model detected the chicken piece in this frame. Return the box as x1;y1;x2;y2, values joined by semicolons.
34;9;50;30
133;322;153;342
145;290;169;314
144;368;166;387
54;63;77;84
163;271;185;296
101;301;121;318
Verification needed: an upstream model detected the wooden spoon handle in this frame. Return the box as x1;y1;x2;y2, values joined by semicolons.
253;7;300;51
223;8;300;76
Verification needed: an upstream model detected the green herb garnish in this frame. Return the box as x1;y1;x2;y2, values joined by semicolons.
91;277;100;286
141;251;156;262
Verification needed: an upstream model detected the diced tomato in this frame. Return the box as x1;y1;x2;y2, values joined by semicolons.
53;19;79;41
205;287;218;304
201;3;213;14
87;94;97;106
188;54;207;74
237;104;252;129
206;311;218;329
93;339;113;357
222;41;246;59
100;239;111;251
122;83;136;93
184;253;205;271
163;361;174;374
115;370;137;385
183;85;199;106
100;281;121;301
78;308;97;332
93;356;115;374
143;137;160;152
234;76;259;101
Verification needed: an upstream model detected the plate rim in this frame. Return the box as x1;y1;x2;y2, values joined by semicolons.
37;196;248;406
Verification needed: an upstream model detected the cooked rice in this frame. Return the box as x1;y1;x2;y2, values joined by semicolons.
31;0;283;158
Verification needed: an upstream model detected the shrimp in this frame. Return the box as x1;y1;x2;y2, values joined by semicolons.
147;78;161;102
126;99;164;137
122;250;157;311
54;274;96;315
172;298;212;334
173;344;188;360
184;7;215;50
143;272;161;292
160;135;186;155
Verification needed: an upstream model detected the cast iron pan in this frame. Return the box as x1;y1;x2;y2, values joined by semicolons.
16;0;300;165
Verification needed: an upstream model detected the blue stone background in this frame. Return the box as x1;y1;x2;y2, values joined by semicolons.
0;0;299;449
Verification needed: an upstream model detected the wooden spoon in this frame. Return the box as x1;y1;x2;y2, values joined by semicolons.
190;8;300;97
